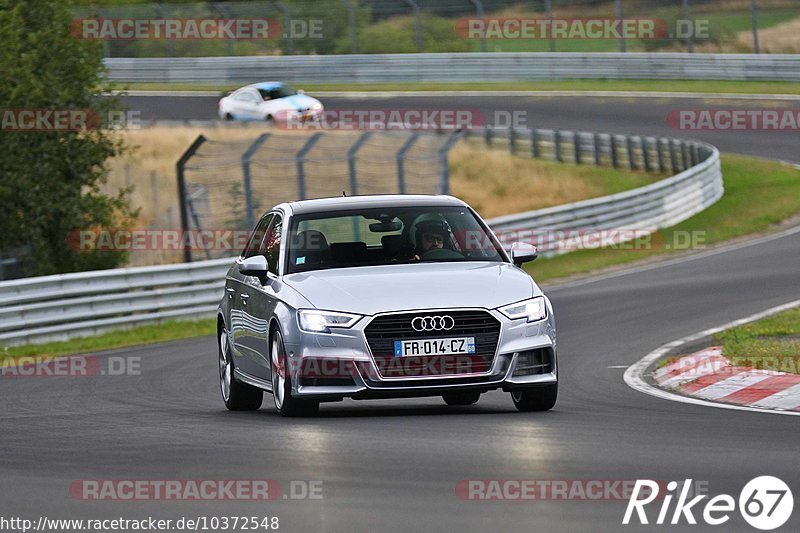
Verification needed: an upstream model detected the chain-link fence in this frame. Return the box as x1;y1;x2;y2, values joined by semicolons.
74;0;798;57
176;129;463;262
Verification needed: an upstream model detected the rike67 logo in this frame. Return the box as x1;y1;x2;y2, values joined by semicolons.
624;477;793;530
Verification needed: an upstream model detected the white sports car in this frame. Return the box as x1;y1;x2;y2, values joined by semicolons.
218;82;324;123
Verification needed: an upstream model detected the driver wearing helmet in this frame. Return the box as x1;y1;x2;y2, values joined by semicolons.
413;219;449;260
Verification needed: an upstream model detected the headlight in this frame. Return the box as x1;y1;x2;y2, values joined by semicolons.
498;297;547;322
312;102;323;110
298;309;361;333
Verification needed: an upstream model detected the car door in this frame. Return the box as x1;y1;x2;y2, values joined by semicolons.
229;213;272;378
246;213;285;381
230;89;262;121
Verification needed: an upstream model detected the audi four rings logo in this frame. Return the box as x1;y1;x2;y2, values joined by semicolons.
411;315;455;332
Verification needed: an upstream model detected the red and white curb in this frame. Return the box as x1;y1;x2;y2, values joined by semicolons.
625;299;800;417
653;346;800;412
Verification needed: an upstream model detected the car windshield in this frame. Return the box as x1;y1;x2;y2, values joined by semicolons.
286;206;505;274
257;85;296;100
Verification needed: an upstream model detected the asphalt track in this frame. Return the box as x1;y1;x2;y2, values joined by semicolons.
2;93;799;532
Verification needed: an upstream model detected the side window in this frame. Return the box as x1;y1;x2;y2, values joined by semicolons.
242;214;273;259
260;215;283;275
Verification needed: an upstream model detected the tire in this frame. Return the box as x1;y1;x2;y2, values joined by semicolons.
511;383;557;412
219;328;263;411
271;329;319;417
442;391;481;406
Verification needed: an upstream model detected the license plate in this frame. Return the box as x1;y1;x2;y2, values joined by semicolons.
393;337;476;357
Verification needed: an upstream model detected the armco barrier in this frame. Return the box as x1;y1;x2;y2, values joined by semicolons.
0;128;722;347
105;53;800;84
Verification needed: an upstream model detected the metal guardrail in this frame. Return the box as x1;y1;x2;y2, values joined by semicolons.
105;53;800;84
0;127;722;347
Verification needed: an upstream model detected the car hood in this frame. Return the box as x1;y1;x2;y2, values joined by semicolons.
269;93;319;110
282;262;539;315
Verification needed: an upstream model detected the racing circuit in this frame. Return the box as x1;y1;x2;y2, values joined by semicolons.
3;92;799;532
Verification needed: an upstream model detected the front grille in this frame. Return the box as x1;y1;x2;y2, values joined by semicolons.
363;310;500;378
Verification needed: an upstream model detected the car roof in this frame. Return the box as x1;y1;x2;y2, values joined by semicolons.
285;194;468;215
249;81;284;90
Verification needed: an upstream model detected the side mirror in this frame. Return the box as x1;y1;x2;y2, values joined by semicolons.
510;242;538;267
297;89;305;94
238;255;270;284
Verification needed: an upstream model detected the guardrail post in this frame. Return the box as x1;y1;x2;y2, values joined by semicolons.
509;128;517;155
469;0;487;53
668;139;678;172
691;144;700;167
348;131;372;196
640;137;651;171
296;132;323;200
554;130;562;162
573;132;581;164
484;126;492;147
531;129;540;158
680;141;689;171
439;130;465;195
593;132;601;165
656;138;666;172
626;135;636;169
176;135;206;263
610;134;619;168
397;132;420;194
241;133;270;230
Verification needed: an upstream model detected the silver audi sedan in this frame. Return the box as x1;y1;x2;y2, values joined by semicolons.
217;195;557;416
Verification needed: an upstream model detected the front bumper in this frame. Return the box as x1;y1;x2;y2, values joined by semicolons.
282;307;557;402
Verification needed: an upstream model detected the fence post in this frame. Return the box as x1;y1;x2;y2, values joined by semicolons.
593;132;601;165
554;130;562;162
176;134;206;263
573;131;581;164
340;0;358;53
681;0;693;53
750;0;760;53
691;143;699;167
640;137;651;171
545;0;555;52
274;2;294;55
626;135;636;169
610;134;619;168
348;131;372;195
154;4;173;57
296;132;323;200
438;130;465;195
680;141;689;171
403;0;423;53
484;126;492;147
656;138;666;172
667;139;677;172
241;133;270;230
615;0;625;53
212;2;235;56
397;132;420;194
469;0;487;52
531;128;540;158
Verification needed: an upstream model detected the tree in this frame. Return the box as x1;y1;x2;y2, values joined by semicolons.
0;0;135;276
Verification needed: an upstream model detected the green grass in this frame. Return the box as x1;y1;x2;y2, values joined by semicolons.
526;154;800;282
714;308;800;374
121;79;800;95
2;318;215;359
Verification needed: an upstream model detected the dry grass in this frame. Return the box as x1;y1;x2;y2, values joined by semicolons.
735;16;800;53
